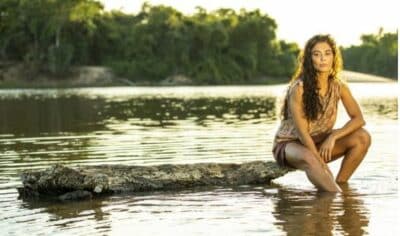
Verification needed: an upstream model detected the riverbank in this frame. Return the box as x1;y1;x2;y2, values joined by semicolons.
0;63;396;88
0;64;129;88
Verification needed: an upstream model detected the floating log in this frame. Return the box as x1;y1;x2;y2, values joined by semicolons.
17;161;290;201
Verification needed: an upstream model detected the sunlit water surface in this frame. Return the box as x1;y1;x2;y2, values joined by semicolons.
0;83;398;235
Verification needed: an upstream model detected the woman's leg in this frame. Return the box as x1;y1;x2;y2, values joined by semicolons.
328;128;371;183
285;142;342;192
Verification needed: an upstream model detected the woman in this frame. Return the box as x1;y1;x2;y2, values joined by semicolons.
272;34;371;192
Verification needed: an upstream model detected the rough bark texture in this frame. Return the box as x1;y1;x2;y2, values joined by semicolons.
17;161;290;201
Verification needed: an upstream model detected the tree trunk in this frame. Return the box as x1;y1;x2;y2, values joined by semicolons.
17;161;290;201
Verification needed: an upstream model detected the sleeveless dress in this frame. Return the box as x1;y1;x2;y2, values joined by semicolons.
272;78;343;168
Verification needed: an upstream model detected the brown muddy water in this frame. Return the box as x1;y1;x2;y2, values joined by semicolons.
0;83;398;235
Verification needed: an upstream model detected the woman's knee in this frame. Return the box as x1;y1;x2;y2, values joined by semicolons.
355;128;371;148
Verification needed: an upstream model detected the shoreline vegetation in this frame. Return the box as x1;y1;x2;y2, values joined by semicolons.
0;62;396;89
0;1;397;88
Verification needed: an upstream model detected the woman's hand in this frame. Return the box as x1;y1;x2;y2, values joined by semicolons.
319;135;336;162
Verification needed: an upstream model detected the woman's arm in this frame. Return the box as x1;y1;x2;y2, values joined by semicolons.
290;83;335;178
331;83;366;139
319;82;366;161
289;83;320;158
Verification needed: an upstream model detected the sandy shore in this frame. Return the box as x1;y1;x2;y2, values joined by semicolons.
0;62;396;88
340;70;396;83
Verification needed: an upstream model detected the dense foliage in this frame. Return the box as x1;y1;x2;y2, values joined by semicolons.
0;0;299;83
1;1;397;84
342;30;398;79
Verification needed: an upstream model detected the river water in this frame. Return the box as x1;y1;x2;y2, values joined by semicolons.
0;83;398;235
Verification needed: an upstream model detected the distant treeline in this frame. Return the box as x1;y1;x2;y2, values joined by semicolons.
342;30;398;79
0;0;397;84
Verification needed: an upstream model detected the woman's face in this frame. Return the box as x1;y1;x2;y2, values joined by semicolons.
311;42;334;73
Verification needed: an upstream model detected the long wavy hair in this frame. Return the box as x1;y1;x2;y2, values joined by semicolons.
281;34;343;121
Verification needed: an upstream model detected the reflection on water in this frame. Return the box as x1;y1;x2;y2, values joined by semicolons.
0;95;276;134
0;93;278;168
360;98;398;120
0;84;398;235
271;184;369;236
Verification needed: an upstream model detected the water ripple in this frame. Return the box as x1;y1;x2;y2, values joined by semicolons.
0;84;398;235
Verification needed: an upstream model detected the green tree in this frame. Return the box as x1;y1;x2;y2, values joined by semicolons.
1;1;300;84
0;0;102;76
342;29;398;79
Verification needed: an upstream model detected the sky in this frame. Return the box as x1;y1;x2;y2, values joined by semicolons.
99;0;398;48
